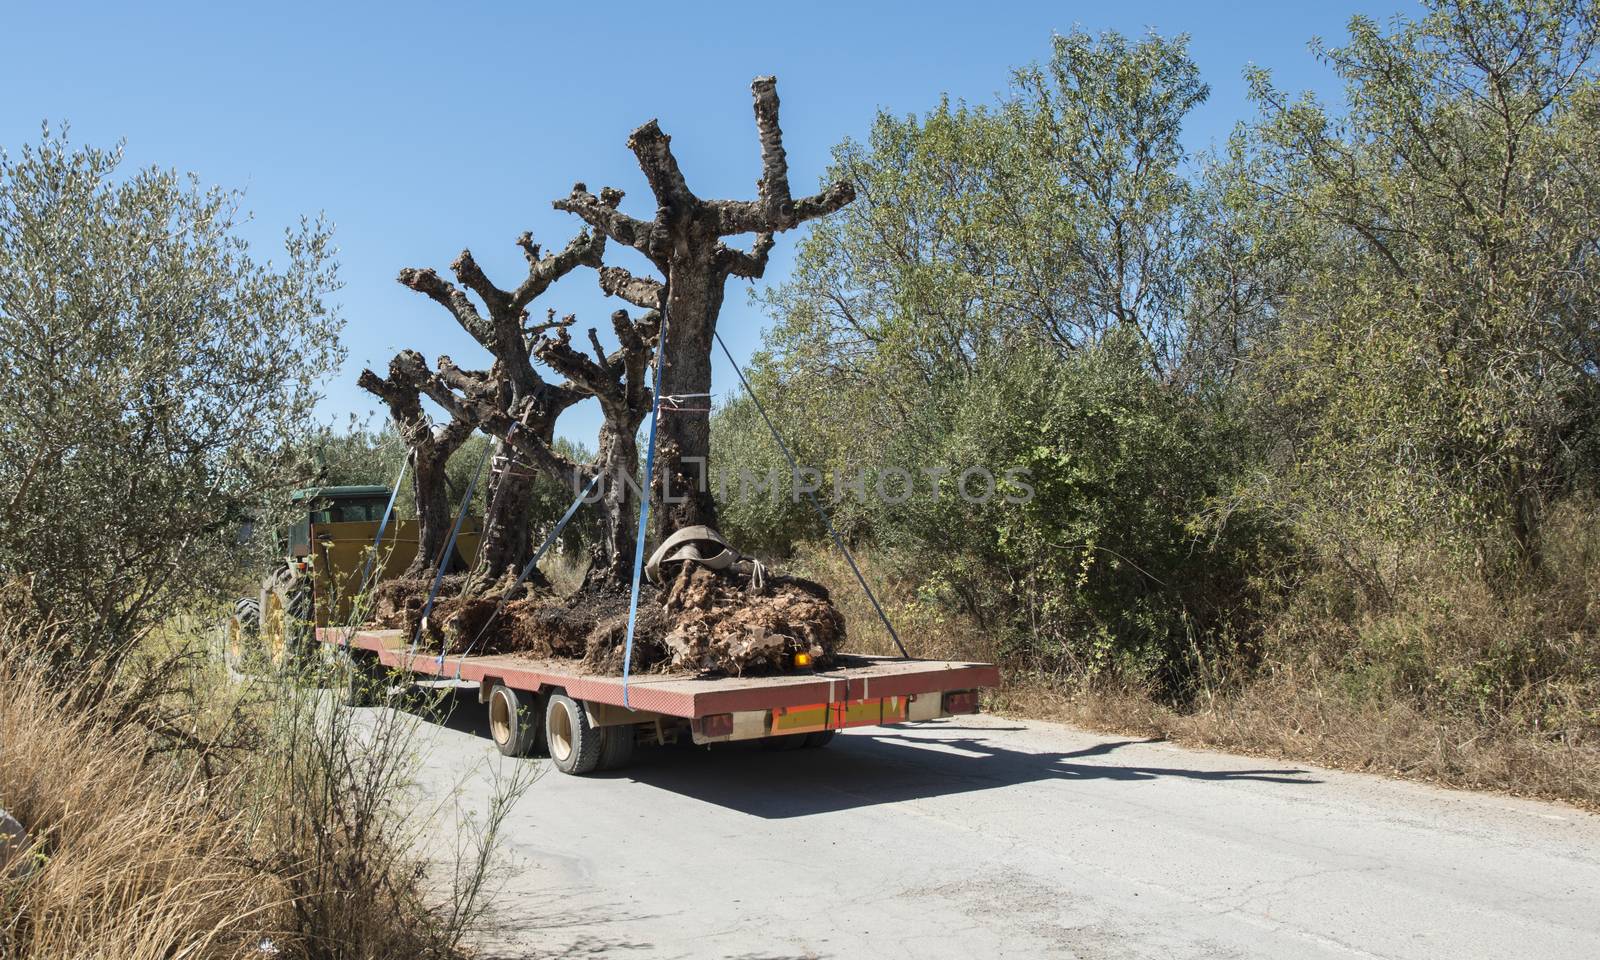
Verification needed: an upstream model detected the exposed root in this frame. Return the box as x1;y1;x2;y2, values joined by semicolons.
384;562;846;677
654;565;845;675
368;574;468;634
581;600;672;675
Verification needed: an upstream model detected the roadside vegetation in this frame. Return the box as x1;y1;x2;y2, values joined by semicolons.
716;0;1600;807
3;10;1597;958
0;130;527;957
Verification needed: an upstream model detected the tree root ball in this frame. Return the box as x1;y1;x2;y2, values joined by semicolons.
653;565;845;675
368;575;467;635
380;563;846;678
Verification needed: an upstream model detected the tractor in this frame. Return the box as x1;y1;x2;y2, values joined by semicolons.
221;484;480;674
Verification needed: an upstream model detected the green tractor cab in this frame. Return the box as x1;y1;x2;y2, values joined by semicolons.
285;485;395;557
221;485;481;675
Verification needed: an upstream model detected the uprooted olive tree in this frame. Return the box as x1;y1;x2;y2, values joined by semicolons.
363;230;603;588
557;75;855;537
361;77;856;675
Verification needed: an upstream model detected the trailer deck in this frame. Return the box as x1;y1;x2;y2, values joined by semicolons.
318;627;1001;773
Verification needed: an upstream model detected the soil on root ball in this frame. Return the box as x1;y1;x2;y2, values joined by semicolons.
567;565;846;677
369;563;848;678
368;574;468;633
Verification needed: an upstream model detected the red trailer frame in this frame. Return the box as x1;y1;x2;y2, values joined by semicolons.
318;628;1001;775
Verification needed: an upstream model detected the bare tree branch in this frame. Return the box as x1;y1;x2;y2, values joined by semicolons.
511;229;607;311
552;183;661;264
712;181;856;236
711;77;856;235
535;326;617;407
397;267;491;343
717;233;776;279
627;120;697;210
393;351;586;489
598;265;665;309
751;75;792;211
450;249;512;319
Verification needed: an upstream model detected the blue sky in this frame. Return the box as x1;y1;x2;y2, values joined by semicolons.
5;1;1410;444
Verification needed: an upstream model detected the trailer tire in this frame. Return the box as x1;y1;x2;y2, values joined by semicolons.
802;730;837;749
599;725;635;771
488;685;541;758
545;693;602;775
760;734;808;751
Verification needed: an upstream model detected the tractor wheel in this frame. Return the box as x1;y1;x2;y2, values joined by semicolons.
544;693;602;775
487;685;542;758
217;598;258;679
259;572;313;673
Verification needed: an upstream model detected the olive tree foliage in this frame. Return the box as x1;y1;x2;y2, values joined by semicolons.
752;29;1210;467
0;127;343;663
1005;29;1210;376
299;422;408;495
1235;0;1600;582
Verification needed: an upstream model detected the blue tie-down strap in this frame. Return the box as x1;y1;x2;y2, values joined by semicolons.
415;437;494;662
451;469;606;676
621;312;672;708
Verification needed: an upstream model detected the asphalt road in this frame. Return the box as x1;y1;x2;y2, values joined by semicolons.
387;692;1600;959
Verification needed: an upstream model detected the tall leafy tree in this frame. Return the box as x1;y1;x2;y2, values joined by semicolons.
0;126;343;663
1241;0;1600;577
753;29;1210;470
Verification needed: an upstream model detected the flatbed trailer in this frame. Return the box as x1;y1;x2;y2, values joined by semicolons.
318;628;1000;775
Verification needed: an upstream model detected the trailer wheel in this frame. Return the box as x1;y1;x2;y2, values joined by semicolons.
488;685;541;758
760;734;808;751
802;730;837;749
599;725;636;771
544;693;602;775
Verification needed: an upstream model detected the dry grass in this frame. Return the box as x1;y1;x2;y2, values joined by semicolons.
790;531;1600;811
0;659;279;959
998;675;1600;811
785;541;993;663
0;602;530;960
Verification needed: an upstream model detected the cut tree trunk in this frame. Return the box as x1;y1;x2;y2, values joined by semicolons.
477;463;533;585
356;360;473;578
654;246;723;535
554;76;854;542
585;420;641;588
411;443;466;575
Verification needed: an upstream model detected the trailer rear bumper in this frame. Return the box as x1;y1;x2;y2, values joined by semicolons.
689;686;983;744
